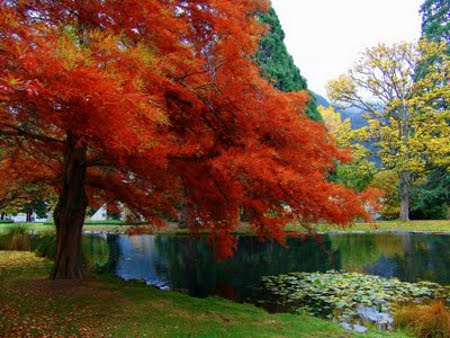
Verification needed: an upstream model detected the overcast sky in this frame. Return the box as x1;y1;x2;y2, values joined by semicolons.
271;0;424;97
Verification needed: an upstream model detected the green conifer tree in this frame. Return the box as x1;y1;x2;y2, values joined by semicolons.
257;7;321;121
411;0;450;219
420;0;449;44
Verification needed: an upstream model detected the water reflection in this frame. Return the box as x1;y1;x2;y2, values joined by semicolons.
97;233;449;299
82;235;110;270
115;235;171;289
330;233;450;283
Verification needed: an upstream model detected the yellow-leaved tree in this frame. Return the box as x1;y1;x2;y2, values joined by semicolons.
327;41;450;220
318;105;376;192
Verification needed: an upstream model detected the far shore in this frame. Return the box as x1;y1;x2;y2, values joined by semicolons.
1;220;449;235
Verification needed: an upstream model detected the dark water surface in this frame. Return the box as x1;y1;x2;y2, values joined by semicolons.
81;232;450;301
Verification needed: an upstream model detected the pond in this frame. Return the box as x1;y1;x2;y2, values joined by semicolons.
81;232;450;302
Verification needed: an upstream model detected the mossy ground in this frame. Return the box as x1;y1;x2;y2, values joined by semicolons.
0;251;409;337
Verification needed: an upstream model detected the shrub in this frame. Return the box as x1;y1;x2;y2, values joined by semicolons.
32;234;110;273
394;301;450;338
368;170;401;220
3;224;31;251
32;233;56;260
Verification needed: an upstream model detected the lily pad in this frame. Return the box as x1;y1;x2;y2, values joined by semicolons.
259;271;448;329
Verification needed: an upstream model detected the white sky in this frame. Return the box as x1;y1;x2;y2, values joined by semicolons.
271;0;424;97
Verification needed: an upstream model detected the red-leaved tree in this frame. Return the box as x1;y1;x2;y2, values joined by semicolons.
0;0;372;278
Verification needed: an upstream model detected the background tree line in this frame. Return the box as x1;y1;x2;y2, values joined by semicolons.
324;0;449;220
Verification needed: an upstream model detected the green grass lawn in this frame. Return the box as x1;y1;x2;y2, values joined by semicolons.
0;251;409;337
286;220;450;233
0;222;128;234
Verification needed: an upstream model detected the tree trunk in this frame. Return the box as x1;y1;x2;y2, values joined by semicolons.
240;206;255;223
52;132;88;279
399;171;411;221
178;188;192;229
1;212;5;220
26;211;32;223
178;203;189;229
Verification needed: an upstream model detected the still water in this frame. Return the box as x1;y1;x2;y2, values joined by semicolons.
83;232;450;301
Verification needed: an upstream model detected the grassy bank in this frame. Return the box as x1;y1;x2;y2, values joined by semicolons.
0;222;127;234
287;220;450;233
0;220;449;236
0;251;408;337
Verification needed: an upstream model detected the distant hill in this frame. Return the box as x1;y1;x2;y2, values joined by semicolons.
312;93;368;129
313;93;330;108
339;107;368;129
313;93;379;168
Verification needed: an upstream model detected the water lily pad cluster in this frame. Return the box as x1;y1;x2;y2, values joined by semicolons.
260;271;448;325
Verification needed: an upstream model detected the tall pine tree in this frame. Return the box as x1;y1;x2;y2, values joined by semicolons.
411;0;450;219
257;7;322;121
421;0;449;44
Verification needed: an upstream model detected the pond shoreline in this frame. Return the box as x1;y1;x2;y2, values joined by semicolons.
1;220;450;236
81;229;450;235
0;251;408;337
1;229;448;337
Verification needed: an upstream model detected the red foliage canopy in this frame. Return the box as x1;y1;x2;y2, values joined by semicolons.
0;0;371;258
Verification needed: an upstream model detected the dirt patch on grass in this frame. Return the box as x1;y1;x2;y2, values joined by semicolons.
26;278;118;298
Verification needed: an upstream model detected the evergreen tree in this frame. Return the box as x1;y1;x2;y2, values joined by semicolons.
412;0;450;219
411;168;450;219
21;199;48;222
416;0;449;78
420;0;450;44
257;7;322;121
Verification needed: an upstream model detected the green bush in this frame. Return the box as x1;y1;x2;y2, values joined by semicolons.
3;224;32;251
32;234;110;273
32;233;56;260
0;220;14;224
